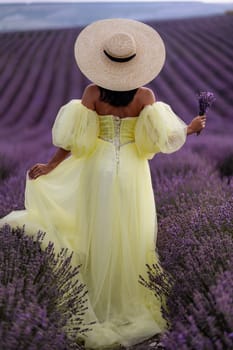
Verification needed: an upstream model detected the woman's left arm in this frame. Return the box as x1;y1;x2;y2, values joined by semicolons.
28;148;70;179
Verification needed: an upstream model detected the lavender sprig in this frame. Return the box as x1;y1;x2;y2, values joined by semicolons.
197;91;215;135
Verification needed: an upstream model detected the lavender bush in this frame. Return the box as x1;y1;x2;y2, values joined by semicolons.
0;153;17;181
0;225;89;349
143;152;233;349
218;153;233;184
161;270;233;350
0;173;26;217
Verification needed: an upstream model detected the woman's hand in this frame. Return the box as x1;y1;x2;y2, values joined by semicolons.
28;163;55;180
28;148;70;180
187;115;206;135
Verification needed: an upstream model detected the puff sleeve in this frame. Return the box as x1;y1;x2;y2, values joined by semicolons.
52;99;99;158
135;102;187;159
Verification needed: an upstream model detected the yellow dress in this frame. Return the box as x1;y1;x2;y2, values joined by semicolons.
0;100;187;349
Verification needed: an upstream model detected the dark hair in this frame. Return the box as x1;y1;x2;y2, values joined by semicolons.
98;86;138;107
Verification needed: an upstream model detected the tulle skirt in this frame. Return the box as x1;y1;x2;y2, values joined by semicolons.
0;140;167;348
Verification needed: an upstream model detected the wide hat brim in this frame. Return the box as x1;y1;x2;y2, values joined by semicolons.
74;18;166;91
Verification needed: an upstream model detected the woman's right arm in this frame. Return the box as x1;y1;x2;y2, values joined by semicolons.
187;115;206;135
28;148;70;180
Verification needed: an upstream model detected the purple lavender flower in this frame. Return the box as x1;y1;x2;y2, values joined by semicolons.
0;225;89;349
197;91;215;135
143;154;233;348
198;91;216;116
161;270;233;350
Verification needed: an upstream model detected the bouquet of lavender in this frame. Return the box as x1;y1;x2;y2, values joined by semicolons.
197;91;215;135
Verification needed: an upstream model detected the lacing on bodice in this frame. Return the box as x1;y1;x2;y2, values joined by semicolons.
99;116;137;144
98;116;137;171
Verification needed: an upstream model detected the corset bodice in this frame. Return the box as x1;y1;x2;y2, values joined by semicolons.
98;115;137;146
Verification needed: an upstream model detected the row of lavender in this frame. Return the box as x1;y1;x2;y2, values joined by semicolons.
0;15;233;134
0;14;233;349
149;147;233;349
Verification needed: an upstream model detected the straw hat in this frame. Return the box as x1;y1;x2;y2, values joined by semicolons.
74;18;166;91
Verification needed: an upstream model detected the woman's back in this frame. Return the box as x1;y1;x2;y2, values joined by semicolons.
82;84;156;118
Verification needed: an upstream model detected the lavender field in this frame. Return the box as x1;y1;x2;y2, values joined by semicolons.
0;13;233;350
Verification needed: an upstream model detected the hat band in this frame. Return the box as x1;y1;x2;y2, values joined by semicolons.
103;50;136;63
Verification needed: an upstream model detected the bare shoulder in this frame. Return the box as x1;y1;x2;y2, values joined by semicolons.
137;87;156;106
81;84;100;110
